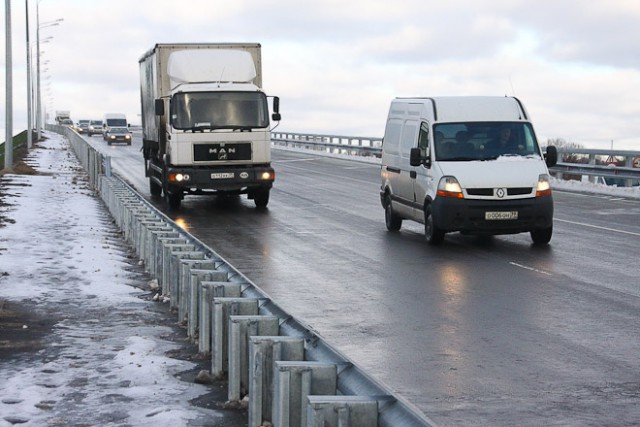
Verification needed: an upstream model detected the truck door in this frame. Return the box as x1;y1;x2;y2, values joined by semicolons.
413;122;435;221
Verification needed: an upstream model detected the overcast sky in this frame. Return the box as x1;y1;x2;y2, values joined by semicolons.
2;0;640;149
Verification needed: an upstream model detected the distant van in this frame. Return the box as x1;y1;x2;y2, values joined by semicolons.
102;113;128;140
380;96;558;245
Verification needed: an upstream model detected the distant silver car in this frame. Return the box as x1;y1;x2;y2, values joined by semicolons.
87;120;103;137
75;120;90;134
104;126;132;145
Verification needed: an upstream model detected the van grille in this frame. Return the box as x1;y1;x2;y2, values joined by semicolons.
466;187;534;197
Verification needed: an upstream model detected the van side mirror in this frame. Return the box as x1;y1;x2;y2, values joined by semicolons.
545;145;558;167
154;99;165;116
410;147;430;168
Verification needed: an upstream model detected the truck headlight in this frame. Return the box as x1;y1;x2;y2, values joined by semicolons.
260;171;274;181
436;176;464;198
536;174;552;197
173;173;190;182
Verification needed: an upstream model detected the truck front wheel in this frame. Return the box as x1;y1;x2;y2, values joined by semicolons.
164;186;182;209
149;177;162;197
252;188;270;208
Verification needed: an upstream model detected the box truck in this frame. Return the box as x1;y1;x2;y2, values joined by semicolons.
380;96;558;245
139;43;280;208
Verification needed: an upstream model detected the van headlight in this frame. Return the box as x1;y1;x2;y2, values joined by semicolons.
436;176;464;198
536;174;552;197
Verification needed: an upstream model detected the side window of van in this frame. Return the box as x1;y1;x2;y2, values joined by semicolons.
400;120;418;158
418;122;429;157
383;119;402;155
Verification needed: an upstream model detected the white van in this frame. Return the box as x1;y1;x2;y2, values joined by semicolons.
380;96;558;245
102;113;128;140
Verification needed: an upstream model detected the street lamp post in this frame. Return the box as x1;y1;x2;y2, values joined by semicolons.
25;0;32;149
5;0;14;169
35;1;62;140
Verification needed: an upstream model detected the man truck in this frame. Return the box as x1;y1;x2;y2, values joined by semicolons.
139;43;280;208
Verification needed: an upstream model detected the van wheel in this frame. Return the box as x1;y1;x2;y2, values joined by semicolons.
531;227;552;245
424;205;445;245
384;195;402;231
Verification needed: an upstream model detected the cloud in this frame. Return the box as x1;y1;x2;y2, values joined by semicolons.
2;0;639;149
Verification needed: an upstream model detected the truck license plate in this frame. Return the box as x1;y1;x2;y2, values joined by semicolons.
485;211;518;220
211;173;234;179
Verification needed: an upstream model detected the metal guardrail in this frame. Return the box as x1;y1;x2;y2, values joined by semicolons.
271;132;640;187
272;132;383;158
47;125;437;426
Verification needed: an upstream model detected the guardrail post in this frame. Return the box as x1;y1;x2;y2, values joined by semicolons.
161;245;195;304
199;282;242;354
186;268;228;339
272;361;338;427
588;154;596;184
228;315;280;402
306;396;379;427
170;251;205;312
248;336;305;427
211;297;260;378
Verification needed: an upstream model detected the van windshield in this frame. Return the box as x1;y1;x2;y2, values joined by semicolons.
170;91;269;131
433;122;541;161
106;118;127;127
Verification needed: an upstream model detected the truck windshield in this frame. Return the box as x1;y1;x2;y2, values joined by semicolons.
171;91;269;131
433;122;541;161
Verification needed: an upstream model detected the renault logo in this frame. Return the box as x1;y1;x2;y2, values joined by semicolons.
496;188;506;198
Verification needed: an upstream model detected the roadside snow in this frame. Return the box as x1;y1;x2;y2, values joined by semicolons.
0;133;219;426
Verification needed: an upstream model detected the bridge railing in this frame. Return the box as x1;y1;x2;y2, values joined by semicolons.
271;132;640;187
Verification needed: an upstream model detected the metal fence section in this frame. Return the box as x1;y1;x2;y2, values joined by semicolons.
47;124;110;188
272;132;383;158
49;126;437;426
271;132;640;187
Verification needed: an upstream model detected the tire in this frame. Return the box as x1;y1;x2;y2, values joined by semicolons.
531;227;552;245
384;194;402;231
253;188;270;208
164;187;182;209
149;177;162;197
424;205;445;245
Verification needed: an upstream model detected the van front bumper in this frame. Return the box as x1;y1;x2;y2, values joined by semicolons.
432;195;553;234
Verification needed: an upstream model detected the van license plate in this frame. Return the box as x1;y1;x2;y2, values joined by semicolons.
211;173;234;179
485;211;518;220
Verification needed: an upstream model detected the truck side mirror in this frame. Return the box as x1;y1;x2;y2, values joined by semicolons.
545;145;558;167
154;99;165;116
271;97;281;121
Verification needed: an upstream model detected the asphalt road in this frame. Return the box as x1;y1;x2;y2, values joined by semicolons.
86;133;640;426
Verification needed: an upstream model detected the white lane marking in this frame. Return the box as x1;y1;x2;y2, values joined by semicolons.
510;262;552;276
555;218;640;237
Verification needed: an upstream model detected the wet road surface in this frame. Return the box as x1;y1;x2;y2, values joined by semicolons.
101;135;640;426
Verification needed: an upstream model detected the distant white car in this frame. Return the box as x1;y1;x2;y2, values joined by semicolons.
87;120;103;137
